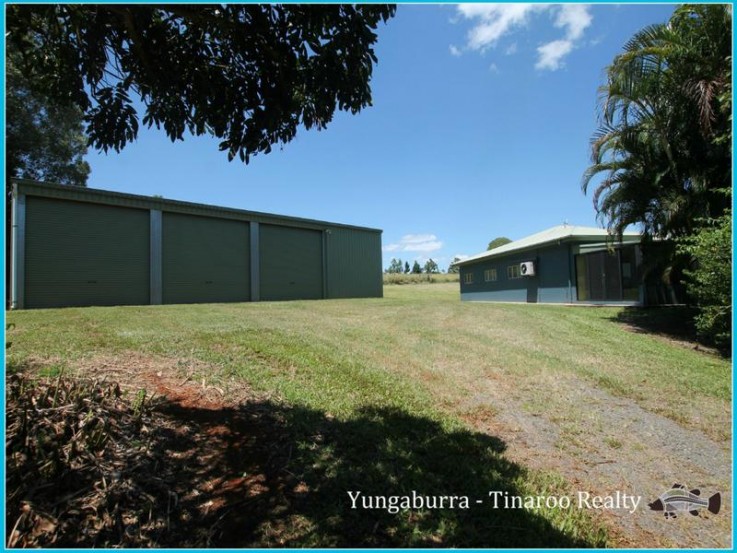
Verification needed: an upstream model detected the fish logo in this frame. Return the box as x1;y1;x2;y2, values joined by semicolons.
648;483;721;519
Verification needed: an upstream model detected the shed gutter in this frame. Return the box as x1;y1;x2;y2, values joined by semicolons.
13;179;382;234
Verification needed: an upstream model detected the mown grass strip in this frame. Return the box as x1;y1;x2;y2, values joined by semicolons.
6;284;731;545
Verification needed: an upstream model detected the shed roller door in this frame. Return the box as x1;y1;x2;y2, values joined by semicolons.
24;197;150;308
162;213;250;304
260;225;323;301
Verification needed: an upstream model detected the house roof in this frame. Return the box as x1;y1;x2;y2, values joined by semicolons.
455;224;642;266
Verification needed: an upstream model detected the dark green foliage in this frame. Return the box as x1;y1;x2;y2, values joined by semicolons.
6;51;90;187
582;5;731;240
677;211;732;352
583;5;732;346
411;261;422;274
404;261;410;274
487;237;512;251
6;4;396;164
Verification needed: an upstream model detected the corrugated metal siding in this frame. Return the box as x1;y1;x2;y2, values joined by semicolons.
260;225;323;301
25;197;149;308
326;228;382;298
162;213;250;304
17;181;385;308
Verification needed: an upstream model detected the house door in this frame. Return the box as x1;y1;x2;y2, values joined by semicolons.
575;250;623;301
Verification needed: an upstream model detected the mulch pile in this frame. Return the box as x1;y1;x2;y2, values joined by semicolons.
6;373;188;547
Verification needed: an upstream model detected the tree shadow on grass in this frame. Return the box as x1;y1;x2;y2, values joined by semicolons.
609;306;702;345
98;399;600;548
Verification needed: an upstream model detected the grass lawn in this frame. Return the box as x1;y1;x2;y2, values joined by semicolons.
6;283;730;547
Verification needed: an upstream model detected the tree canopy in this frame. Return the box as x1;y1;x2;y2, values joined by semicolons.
6;49;90;187
386;258;404;274
423;258;439;274
582;4;731;239
6;4;396;164
583;4;732;348
487;237;512;250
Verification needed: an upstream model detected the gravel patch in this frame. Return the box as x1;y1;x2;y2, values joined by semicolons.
463;373;731;548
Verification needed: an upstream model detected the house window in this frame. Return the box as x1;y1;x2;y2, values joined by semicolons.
507;265;521;279
463;272;474;284
484;268;497;282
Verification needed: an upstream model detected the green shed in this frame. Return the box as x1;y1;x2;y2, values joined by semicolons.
11;180;383;309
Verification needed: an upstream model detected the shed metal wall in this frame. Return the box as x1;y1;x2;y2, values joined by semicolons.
162;213;250;304
260;224;323;301
24;197;149;308
14;181;384;309
326;228;383;299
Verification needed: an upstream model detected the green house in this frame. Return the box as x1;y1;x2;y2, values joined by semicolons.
455;225;647;305
11;180;383;309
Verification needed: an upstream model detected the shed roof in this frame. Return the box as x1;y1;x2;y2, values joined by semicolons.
13;179;382;234
455;224;642;266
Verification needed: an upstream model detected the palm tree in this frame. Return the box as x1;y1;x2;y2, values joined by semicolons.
582;5;731;240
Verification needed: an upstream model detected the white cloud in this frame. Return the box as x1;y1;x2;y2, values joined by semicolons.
449;44;462;57
453;4;593;71
489;62;499;73
554;4;593;41
383;234;443;253
535;39;574;71
456;3;545;51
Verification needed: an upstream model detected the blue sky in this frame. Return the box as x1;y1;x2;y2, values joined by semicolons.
85;3;678;272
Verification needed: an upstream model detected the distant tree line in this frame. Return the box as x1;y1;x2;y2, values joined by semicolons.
386;258;441;274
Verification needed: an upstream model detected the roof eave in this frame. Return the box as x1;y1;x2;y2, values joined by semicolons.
13;178;383;234
456;234;641;266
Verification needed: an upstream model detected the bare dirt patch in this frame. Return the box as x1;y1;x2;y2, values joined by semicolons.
7;354;302;547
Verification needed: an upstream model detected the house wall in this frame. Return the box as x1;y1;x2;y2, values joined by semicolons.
12;181;383;309
459;243;573;303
